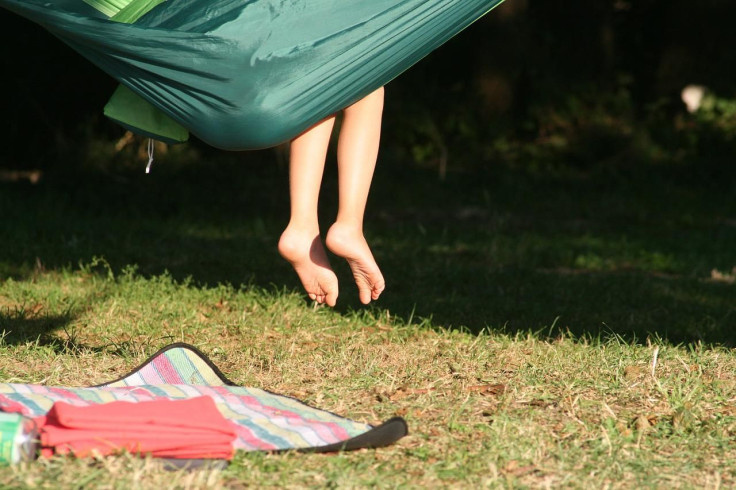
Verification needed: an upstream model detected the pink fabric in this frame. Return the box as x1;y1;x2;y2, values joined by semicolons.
35;397;237;459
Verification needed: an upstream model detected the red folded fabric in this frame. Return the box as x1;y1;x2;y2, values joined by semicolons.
35;397;236;459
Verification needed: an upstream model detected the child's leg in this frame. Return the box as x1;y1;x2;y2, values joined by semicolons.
278;116;339;306
326;87;386;304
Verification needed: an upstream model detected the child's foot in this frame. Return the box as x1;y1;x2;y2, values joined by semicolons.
326;222;385;304
278;227;339;306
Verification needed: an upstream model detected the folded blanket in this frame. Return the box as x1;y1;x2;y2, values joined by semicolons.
36;397;237;459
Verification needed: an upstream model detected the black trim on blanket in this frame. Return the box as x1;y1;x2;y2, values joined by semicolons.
298;417;409;453
92;342;237;388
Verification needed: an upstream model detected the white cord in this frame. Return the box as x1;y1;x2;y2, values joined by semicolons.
145;138;155;174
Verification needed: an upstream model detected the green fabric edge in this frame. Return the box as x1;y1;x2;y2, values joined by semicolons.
104;84;189;144
82;0;124;18
86;0;189;144
110;0;166;23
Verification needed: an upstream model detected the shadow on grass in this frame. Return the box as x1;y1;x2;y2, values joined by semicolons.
0;304;147;354
1;141;734;345
0;308;77;348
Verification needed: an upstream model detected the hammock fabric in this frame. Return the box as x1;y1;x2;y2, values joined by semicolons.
0;0;504;150
0;343;407;455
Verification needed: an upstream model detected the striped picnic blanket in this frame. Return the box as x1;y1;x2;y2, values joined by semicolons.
0;343;407;452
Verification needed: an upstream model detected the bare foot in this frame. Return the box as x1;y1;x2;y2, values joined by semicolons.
326;222;385;304
278;226;338;306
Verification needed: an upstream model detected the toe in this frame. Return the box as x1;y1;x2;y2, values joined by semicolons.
358;287;372;304
373;278;385;299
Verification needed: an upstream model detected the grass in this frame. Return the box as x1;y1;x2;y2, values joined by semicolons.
0;130;735;488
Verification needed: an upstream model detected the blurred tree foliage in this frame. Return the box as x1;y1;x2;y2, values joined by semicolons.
1;0;735;171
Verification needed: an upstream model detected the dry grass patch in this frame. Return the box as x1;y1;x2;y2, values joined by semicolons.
2;455;227;489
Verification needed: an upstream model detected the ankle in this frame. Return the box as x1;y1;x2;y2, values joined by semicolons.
329;220;363;236
285;218;320;233
326;223;369;259
279;225;320;261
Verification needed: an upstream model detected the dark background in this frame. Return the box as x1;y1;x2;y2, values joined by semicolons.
1;0;735;170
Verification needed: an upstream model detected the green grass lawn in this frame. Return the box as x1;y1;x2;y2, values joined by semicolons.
0;133;735;488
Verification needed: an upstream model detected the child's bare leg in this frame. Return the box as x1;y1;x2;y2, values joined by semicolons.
325;87;386;304
278;116;339;306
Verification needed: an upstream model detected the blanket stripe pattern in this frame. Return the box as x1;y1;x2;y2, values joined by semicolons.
0;344;382;451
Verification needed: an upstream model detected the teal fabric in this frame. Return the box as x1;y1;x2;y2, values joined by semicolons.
1;0;504;150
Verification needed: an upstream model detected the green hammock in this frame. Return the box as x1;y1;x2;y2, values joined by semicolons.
1;0;504;150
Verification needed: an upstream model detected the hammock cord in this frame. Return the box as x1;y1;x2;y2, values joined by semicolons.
145;138;154;174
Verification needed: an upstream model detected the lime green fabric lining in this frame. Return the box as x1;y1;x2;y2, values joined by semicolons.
82;0;127;18
86;0;189;144
111;0;166;23
103;85;189;144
